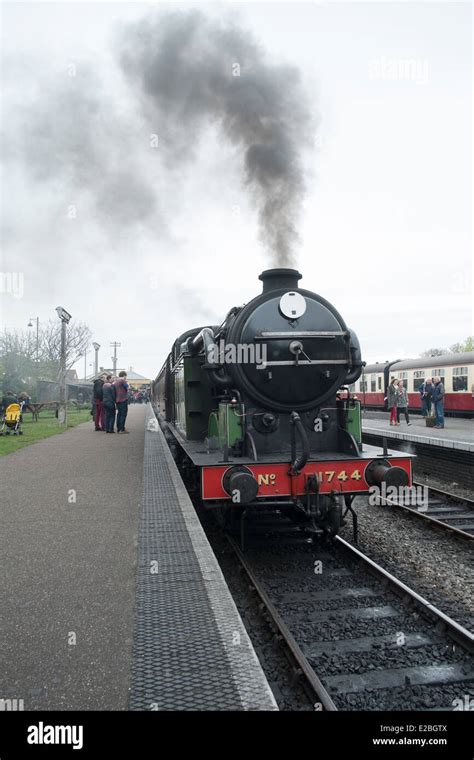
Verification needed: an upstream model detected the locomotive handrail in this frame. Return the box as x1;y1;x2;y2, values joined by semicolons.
257;359;349;368
255;331;348;339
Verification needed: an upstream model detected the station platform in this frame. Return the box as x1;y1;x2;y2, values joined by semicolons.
361;412;474;489
362;412;474;453
130;406;277;710
0;404;277;711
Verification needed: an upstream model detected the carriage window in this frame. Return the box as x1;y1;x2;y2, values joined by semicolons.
348;383;356;392
360;380;368;392
413;370;425;392
432;368;445;378
378;377;382;390
453;367;468;392
398;371;408;389
371;374;376;392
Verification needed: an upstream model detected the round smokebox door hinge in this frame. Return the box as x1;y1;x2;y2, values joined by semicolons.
279;291;306;320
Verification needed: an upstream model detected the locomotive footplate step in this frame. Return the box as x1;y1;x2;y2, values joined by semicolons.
129;405;277;711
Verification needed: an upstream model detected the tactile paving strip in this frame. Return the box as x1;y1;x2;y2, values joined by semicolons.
129;406;278;710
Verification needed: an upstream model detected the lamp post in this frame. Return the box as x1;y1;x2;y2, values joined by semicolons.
28;317;39;362
92;342;100;377
55;306;72;425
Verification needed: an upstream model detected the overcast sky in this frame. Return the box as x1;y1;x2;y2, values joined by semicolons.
1;1;472;379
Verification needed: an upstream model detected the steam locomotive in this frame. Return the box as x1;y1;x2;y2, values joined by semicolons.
152;269;414;537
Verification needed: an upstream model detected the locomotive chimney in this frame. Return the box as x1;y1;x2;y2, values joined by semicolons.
259;268;302;293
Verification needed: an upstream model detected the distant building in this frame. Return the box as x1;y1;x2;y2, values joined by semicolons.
125;371;152;388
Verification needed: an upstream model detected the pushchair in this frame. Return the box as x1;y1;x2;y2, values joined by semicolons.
0;401;24;435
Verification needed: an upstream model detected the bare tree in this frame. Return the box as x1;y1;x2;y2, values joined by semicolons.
0;329;37;360
40;320;92;371
419;347;448;358
0;322;92;392
0;328;47;391
449;336;474;353
420;336;474;358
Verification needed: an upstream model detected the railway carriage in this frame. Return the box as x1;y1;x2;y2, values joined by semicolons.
152;269;414;537
351;354;474;417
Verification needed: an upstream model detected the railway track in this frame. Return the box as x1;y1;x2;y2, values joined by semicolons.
379;482;474;541
226;515;474;711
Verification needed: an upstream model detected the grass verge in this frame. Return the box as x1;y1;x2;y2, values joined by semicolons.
0;408;92;456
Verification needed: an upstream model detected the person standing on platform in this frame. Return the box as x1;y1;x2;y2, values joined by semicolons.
386;377;399;425
433;376;445;429
396;380;411;425
419;377;434;417
102;375;117;433
114;371;130;433
93;373;106;431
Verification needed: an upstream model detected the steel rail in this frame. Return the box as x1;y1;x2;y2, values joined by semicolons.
335;536;474;652
377;481;474;541
225;525;474;712
225;534;338;711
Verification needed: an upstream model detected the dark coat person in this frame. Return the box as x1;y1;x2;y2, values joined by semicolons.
102;376;117;433
432;377;445;429
386;378;399;425
93;375;106;431
419;378;434;416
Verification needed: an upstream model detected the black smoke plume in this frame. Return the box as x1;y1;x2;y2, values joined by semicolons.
119;10;315;266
